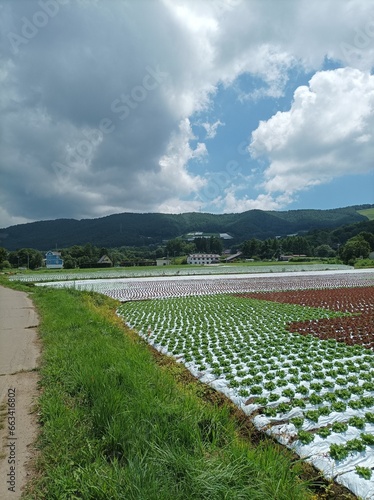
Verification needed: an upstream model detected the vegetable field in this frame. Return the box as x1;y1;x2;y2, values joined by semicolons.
116;274;374;499
36;269;373;302
11;262;351;283
32;269;374;497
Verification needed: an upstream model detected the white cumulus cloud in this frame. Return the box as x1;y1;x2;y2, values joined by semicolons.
249;67;374;199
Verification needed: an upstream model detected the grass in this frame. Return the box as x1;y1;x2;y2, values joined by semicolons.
358;207;374;220
354;258;374;268
14;284;321;499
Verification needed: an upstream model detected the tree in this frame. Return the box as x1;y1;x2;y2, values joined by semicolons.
0;247;8;268
67;246;85;259
357;231;374;251
8;248;43;269
8;251;19;268
271;238;281;260
29;250;43;269
63;256;76;269
282;236;311;256
341;236;370;264
315;244;335;258
260;239;273;260
83;243;98;260
155;247;165;259
241;239;262;258
99;247;109;258
209;236;223;255
194;238;208;253
165;238;194;257
110;249;125;266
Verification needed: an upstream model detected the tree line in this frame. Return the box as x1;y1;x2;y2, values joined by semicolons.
239;232;373;264
0;231;373;270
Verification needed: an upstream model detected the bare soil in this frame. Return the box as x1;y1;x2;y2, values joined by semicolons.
236;286;374;349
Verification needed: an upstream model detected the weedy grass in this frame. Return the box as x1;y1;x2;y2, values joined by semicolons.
18;286;317;499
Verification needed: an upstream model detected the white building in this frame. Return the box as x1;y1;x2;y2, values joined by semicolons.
156;258;171;266
187;253;220;265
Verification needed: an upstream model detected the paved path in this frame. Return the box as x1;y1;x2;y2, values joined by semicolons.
0;286;40;499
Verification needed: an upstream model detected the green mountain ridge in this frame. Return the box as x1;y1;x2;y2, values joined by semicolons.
0;204;372;251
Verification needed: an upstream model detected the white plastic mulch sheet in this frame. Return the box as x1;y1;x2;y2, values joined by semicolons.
35;269;374;301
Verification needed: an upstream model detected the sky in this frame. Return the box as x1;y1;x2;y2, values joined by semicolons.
0;0;374;228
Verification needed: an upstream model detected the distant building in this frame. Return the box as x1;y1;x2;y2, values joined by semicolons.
97;255;113;267
185;232;207;242
45;251;64;269
184;232;233;241
225;251;242;262
156;258;171;266
187;253;220;265
187;231;203;237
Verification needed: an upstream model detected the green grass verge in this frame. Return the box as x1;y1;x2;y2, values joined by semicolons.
15;285;318;499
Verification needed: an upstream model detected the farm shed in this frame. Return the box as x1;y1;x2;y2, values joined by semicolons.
225;251;243;262
97;255;113;267
156;258;171;266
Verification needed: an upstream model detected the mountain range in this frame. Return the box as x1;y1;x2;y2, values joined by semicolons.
0;205;372;251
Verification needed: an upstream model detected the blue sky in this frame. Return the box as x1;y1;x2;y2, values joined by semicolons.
0;0;373;227
189;61;374;212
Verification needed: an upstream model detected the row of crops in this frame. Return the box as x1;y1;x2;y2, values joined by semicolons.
117;281;374;499
36;270;374;302
10;263;351;282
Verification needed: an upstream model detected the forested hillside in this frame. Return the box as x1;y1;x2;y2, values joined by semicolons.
0;205;371;251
